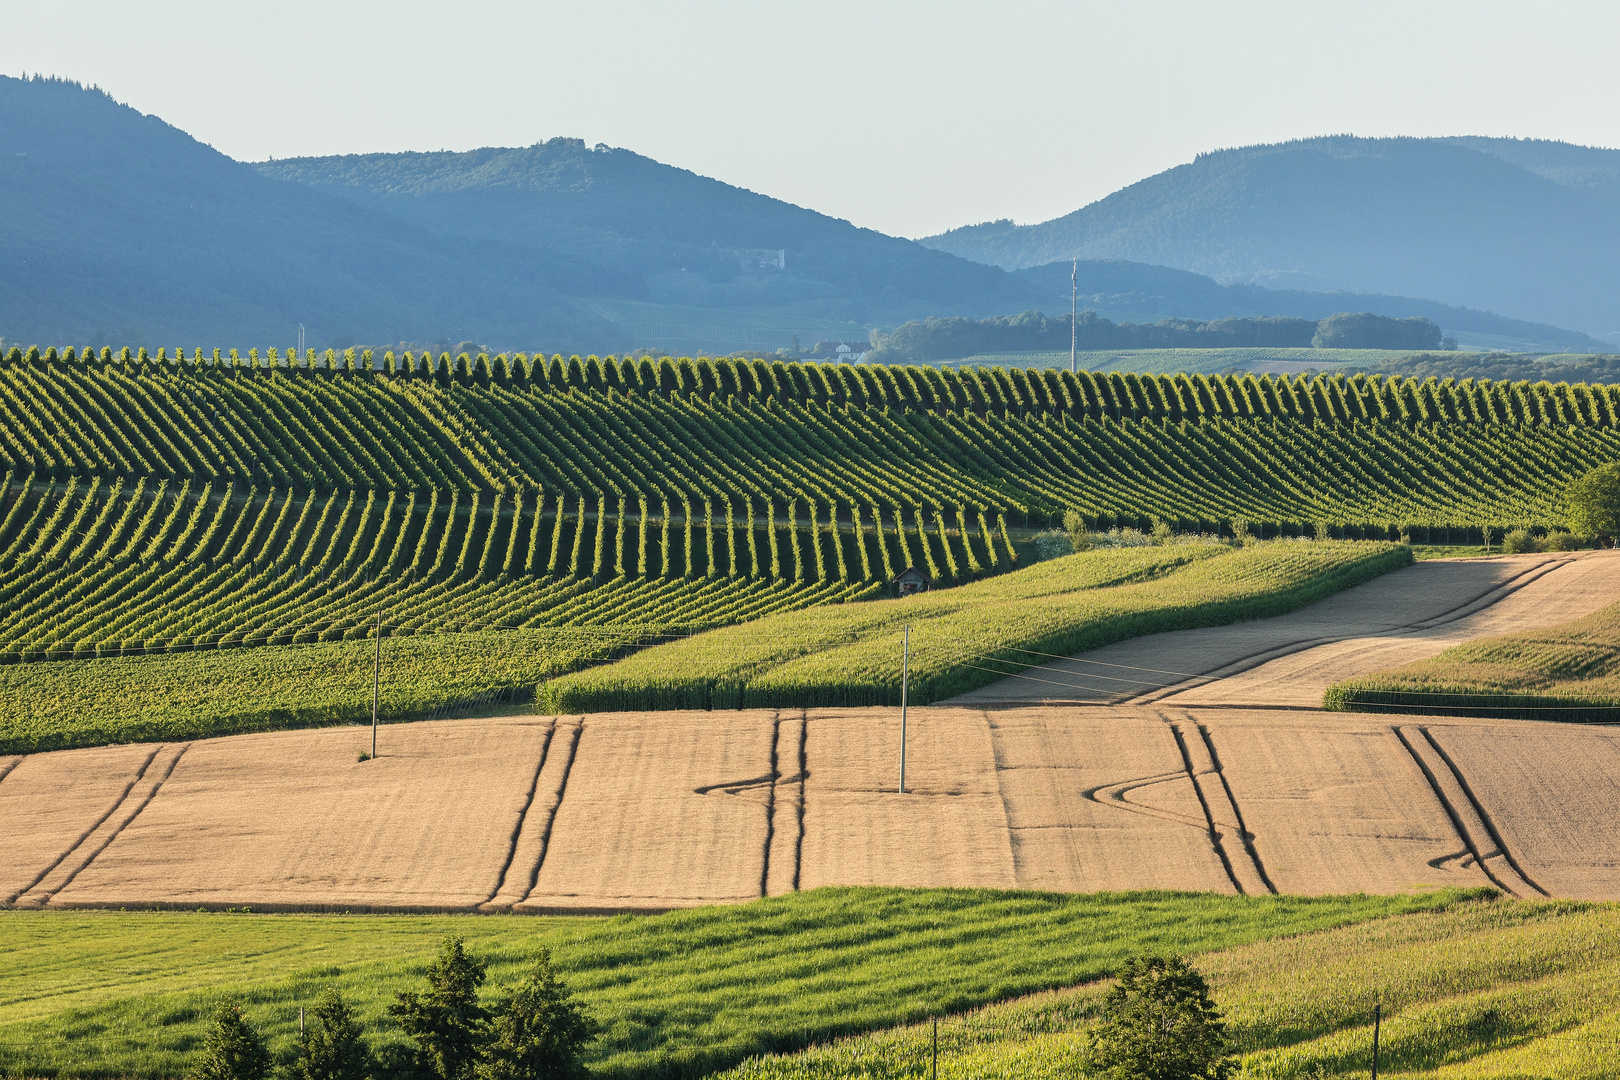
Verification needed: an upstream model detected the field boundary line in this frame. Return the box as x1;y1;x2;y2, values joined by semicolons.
2;744;161;907
1392;725;1527;897
480;720;556;910
1420;726;1550;897
515;717;583;905
28;743;191;908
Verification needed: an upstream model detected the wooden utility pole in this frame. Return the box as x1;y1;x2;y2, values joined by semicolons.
370;610;382;759
899;625;909;793
1070;259;1078;373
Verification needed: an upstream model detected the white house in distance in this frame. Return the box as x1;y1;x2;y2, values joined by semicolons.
815;340;871;362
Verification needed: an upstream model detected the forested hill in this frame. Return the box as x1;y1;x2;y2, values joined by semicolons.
922;136;1620;339
0;75;640;349
1010;260;1606;353
255;141;1046;327
867;310;1444;363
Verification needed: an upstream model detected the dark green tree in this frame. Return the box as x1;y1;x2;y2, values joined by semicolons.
1087;955;1233;1080
1566;463;1620;544
476;948;599;1080
289;989;372;1080
388;936;490;1080
187;1001;271;1080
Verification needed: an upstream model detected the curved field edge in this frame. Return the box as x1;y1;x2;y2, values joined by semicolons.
714;895;1620;1080
0;887;1478;1080
539;541;1414;712
1325;597;1620;723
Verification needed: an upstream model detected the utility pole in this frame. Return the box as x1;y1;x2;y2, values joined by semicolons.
899;625;909;793
1070;259;1077;373
370;610;382;759
1371;1002;1381;1080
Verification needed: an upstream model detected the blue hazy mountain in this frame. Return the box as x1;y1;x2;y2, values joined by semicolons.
923;136;1620;340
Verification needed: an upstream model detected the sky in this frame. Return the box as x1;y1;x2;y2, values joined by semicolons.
6;0;1620;239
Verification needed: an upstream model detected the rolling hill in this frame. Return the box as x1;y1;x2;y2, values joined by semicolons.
255;141;1049;336
0;75;644;351
923;136;1620;340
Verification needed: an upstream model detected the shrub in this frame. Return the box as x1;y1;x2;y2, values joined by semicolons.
1544;530;1586;552
288;989;372;1080
1086;955;1233;1080
1503;528;1541;554
186;1002;270;1080
389;937;489;1080
477;948;599;1080
1566;462;1620;543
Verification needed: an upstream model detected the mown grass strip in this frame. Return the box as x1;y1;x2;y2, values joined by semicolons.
0;887;1476;1080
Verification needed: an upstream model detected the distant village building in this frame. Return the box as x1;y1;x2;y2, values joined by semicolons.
737;248;786;270
894;566;931;596
814;340;871;362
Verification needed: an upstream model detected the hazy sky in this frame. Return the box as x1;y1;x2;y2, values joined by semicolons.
7;1;1620;238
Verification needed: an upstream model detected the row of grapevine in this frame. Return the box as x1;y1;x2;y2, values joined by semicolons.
0;478;1007;660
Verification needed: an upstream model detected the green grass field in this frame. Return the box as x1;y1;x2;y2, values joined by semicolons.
940;348;1404;374
1326;597;1620;722
541;540;1410;712
714;895;1620;1080
0;888;1475;1080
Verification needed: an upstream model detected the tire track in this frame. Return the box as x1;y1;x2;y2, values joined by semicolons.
1420;725;1549;897
1163;713;1274;894
1167;724;1243;894
479;720;556;909
4;744;161;907
16;743;189;909
0;757;22;788
765;711;806;897
1392;725;1524;896
513;718;583;906
760;711;781;898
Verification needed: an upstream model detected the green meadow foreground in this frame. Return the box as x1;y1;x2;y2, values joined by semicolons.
9;891;1620;1079
0;889;1480;1079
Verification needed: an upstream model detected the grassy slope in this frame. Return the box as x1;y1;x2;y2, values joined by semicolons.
1325;598;1620;721
0;628;591;756
0;889;1473;1080
718;897;1620;1080
541;541;1412;712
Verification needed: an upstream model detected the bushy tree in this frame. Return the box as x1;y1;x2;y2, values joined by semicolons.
1087;955;1233;1080
187;1001;271;1080
289;989;372;1080
389;937;489;1080
476;948;599;1080
1566;463;1620;544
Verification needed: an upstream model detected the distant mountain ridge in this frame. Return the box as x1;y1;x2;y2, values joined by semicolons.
255;141;1046;327
1;75;1611;355
922;136;1620;340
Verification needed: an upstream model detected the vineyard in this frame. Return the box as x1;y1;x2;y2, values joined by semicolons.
0;341;1614;746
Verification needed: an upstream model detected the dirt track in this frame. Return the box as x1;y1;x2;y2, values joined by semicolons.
8;552;1620;911
949;550;1620;708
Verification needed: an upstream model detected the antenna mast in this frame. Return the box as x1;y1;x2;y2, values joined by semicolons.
1070;259;1077;373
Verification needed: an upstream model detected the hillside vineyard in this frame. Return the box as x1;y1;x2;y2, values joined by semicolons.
0;343;1615;658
